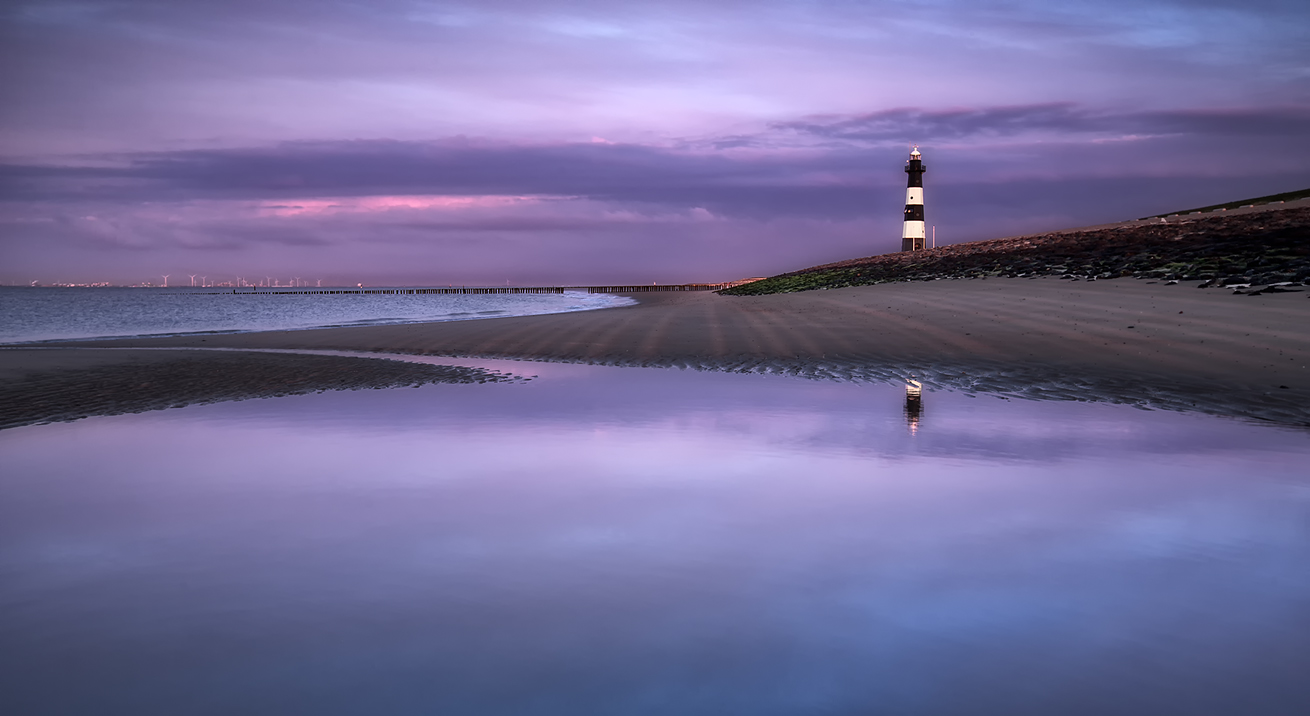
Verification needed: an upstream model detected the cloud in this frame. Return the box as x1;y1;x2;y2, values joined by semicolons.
774;104;1310;143
2;1;1307;285
3;100;1309;285
0;138;870;215
4;0;1307;157
3;102;1308;212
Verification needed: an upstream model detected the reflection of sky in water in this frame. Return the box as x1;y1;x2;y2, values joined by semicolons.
2;362;1309;715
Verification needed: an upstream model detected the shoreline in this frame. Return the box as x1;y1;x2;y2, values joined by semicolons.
6;276;1310;429
0;287;639;347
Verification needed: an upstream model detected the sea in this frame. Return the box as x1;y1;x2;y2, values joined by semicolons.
3;292;1309;714
0;286;635;344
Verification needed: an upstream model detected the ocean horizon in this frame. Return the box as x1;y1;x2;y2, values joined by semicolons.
0;286;635;345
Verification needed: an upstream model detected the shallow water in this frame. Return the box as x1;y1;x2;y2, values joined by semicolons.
0;286;634;343
2;362;1308;715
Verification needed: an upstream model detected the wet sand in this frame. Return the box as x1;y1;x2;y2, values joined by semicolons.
7;276;1304;428
0;349;519;430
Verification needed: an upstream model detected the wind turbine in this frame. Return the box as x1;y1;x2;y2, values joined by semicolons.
189;274;196;287
162;274;170;287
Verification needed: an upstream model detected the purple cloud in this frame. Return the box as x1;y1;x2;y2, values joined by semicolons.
774;105;1310;143
4;102;1308;213
1;1;1308;285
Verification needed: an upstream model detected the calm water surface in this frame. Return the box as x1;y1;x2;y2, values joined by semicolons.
2;361;1308;715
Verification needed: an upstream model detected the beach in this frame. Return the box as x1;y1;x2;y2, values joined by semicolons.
6;276;1309;429
0;348;519;430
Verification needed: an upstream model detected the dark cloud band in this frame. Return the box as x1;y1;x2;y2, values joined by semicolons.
3;104;1308;219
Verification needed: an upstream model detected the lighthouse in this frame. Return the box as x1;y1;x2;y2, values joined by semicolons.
901;146;926;252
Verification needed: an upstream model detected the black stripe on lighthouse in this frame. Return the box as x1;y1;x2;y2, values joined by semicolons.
901;146;926;252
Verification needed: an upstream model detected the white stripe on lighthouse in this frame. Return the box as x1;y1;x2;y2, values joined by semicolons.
905;187;923;205
902;220;925;240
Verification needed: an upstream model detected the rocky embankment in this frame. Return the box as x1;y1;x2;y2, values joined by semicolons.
722;206;1310;295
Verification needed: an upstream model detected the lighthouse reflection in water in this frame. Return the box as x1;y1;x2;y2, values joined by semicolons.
905;379;923;434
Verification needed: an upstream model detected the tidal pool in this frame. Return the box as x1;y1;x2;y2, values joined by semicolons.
2;361;1308;715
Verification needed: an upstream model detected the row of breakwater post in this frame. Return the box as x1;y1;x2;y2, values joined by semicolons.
581;284;733;294
199;284;737;296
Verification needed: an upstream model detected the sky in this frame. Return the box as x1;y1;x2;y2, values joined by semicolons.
2;0;1308;286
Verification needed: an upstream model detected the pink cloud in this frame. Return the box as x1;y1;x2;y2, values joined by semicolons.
257;194;549;217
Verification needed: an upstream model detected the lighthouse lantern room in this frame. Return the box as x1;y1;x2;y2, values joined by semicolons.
902;147;926;252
